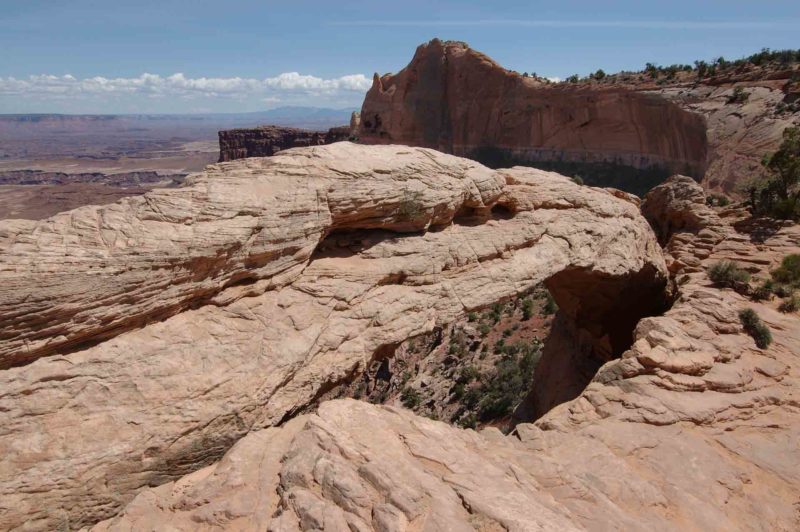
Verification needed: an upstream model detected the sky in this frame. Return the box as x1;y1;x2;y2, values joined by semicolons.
1;0;799;114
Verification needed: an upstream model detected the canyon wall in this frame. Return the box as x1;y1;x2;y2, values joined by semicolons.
359;39;709;191
218;123;354;162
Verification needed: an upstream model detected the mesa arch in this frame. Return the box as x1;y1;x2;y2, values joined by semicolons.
0;143;668;530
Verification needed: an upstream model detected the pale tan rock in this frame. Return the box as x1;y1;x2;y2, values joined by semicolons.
0;143;667;530
111;187;799;532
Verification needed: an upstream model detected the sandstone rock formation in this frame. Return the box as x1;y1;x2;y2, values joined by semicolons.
218;124;352;162
358;39;800;197
92;174;800;532
359;39;708;187
0;143;668;530
651;84;800;195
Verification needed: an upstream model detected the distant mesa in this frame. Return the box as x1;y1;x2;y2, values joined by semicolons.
217;113;360;162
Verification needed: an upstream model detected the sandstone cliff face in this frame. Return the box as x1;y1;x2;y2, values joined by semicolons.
651;84;800;195
218;124;352;162
0;143;668;530
359;39;708;184
92;174;800;532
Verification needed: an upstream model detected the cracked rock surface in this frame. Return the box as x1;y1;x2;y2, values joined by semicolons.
0;143;667;530
92;175;800;532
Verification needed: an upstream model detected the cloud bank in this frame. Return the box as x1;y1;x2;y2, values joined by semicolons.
0;72;372;100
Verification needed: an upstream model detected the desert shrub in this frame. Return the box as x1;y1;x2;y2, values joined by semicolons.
778;293;799;313
478;322;491;336
571;174;585;185
457;365;480;384
458;412;478;429
750;279;774;301
502;328;512;338
774;284;793;298
451;382;465;400
400;387;422;409
476;342;540;421
708;260;751;288
728;86;750;104
489;302;503;323
746;127;800;220
467;312;478;322
771;254;800;287
398;189;425;218
739;308;773;348
706;194;731;207
542;291;558;315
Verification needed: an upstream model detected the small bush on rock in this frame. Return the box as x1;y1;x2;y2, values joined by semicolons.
739;308;773;348
778;293;799;313
708;261;751;289
771;254;800;287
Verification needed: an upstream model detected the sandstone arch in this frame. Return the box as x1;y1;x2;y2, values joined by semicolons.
0;143;667;529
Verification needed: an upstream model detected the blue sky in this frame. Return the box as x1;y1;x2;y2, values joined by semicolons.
1;0;798;114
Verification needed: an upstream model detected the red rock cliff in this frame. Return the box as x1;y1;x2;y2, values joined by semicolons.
360;39;708;180
218;125;352;162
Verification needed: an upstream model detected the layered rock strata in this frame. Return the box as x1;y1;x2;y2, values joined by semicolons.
0;143;667;530
217;124;352;162
359;39;708;181
94;175;800;532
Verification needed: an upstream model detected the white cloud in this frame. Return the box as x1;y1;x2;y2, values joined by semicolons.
0;72;373;100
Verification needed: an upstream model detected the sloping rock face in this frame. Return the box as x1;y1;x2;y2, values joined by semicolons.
359;39;708;184
0;143;667;530
93;175;800;532
651;85;800;195
217;125;352;162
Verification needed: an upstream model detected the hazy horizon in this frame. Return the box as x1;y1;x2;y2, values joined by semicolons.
2;0;799;114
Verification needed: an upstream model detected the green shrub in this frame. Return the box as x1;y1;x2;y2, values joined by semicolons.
451;382;465;400
458;412;478;429
398;189;425;218
476;341;541;421
521;298;534;320
728;86;750;104
745;127;800;220
750;279;774;301
706;194;731;207
400;387;422;409
774;284;793;298
467;312;478;322
542;291;558;315
708;261;751;288
739;308;773;348
478;322;491;336
778;293;799;313
771;254;800;287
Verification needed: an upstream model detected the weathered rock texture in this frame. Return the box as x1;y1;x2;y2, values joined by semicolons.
359;39;708;181
0;143;667;530
651;84;800;195
359;39;800;196
93;175;800;532
218;124;352;162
